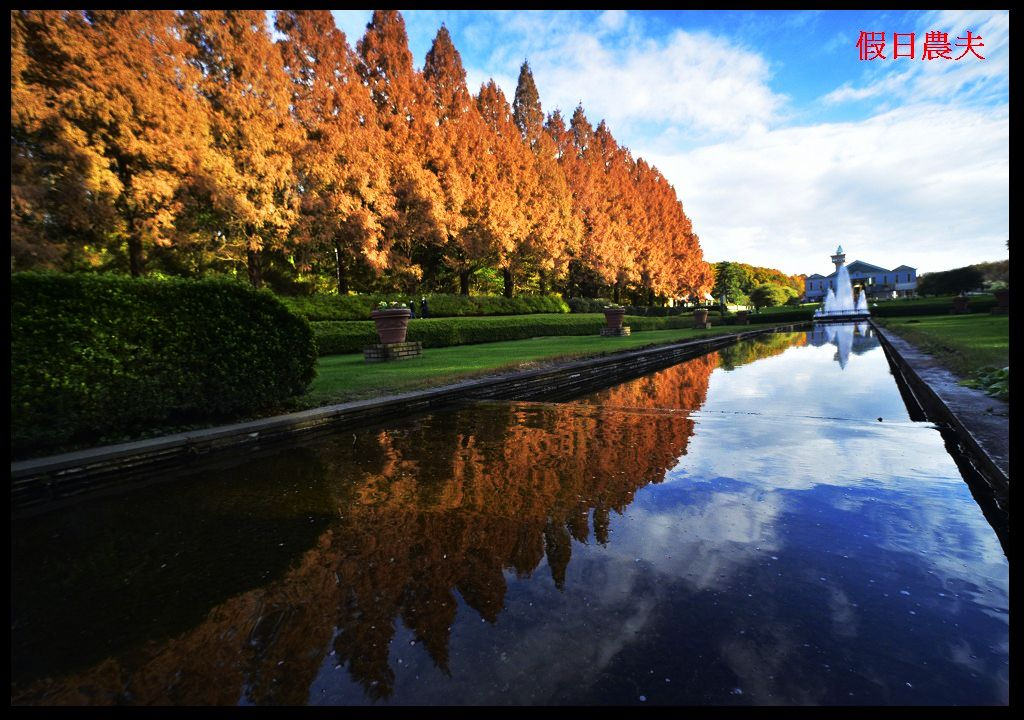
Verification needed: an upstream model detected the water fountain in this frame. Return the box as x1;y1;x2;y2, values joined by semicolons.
813;262;870;321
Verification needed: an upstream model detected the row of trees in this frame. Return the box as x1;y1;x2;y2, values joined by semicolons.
710;261;803;309
11;10;714;301
917;265;988;296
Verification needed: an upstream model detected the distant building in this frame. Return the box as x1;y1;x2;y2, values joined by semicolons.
804;246;917;301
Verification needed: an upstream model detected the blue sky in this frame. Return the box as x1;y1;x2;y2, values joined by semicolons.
327;9;1008;276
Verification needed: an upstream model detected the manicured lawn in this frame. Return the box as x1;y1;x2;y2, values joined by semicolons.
875;313;1009;378
301;325;741;407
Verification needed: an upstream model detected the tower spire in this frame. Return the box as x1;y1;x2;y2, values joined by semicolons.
831;245;846;272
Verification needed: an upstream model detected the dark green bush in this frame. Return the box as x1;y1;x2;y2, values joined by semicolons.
566;297;613;313
279;292;569;321
11;272;317;457
870;295;996;316
313;313;704;356
748;308;815;323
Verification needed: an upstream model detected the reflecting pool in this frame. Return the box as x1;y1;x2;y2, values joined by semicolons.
11;326;1008;705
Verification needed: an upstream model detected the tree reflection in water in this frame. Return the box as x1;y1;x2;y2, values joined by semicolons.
13;337;805;705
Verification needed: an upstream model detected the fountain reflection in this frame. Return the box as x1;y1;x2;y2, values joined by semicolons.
806;322;875;369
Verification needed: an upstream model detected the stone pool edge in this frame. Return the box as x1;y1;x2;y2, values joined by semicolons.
11;323;808;513
871;320;1009;502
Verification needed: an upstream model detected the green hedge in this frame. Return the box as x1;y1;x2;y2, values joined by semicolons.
280;292;569;321
746;308;814;323
312;313;703;355
11;272;317;457
870;295;997;316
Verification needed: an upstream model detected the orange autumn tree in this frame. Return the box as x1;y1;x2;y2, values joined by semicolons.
593;120;640;303
10;10;208;275
275;10;394;294
356;10;444;292
512;61;581;295
182;10;301;289
475;80;533;297
421;25;495;296
559;105;620;299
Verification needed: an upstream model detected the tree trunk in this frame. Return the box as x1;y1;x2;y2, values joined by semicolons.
502;266;514;298
459;269;471;296
613;280;621;304
247;249;263;289
648;287;655;306
128;234;144;278
538;269;547;295
334;240;349;294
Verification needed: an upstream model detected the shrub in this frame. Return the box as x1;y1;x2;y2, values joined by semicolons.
11;272;317;457
870;296;996;316
279;292;569;321
566;297;612;313
748;308;815;323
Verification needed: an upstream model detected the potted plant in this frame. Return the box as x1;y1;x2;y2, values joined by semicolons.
694;307;709;326
603;304;626;330
951;294;970;314
735;309;750;325
370;301;412;344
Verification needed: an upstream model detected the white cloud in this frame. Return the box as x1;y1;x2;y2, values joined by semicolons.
476;21;787;142
645;103;1008;275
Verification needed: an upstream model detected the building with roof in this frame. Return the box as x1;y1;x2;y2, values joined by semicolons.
804;246;917;301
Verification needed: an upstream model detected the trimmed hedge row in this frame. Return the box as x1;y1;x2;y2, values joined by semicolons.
312;313;700;355
280;292;569;321
869;295;997;316
12;272;317;457
566;297;695;315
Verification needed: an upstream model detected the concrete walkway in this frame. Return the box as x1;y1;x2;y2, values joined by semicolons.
872;322;1009;503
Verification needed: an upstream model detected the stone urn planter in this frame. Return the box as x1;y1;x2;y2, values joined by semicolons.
735;310;750;325
951;295;970;314
370;307;412;344
603;307;626;330
694;308;710;328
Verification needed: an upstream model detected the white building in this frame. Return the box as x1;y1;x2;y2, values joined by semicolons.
804;246;917;301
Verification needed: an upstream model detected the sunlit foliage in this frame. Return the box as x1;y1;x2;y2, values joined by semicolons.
11;10;715;302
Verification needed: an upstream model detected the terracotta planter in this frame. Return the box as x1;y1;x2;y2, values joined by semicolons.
995;289;1009;309
603;308;626;330
951;295;970;314
694;308;709;326
371;307;412;344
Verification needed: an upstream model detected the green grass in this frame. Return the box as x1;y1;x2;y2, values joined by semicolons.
301;325;745;407
875;313;1009;381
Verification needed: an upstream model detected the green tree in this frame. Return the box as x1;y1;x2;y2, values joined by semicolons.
711;261;751;304
917;266;985;296
749;282;791;311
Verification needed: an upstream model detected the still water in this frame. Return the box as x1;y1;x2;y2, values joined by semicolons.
11;325;1008;705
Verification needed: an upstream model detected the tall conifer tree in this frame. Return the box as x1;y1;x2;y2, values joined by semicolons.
183;9;300;288
276;10;394;294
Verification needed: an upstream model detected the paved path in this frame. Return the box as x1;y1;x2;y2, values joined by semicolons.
872;322;1009;502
